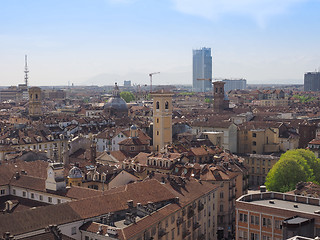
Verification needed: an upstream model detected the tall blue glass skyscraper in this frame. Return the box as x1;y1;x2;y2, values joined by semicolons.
192;47;212;92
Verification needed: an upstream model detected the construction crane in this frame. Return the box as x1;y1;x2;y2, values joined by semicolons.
149;72;160;92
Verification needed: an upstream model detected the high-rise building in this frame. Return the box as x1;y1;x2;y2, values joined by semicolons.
223;79;247;92
304;72;320;91
193;47;212;92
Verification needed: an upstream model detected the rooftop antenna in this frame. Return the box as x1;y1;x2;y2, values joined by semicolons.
24;55;29;86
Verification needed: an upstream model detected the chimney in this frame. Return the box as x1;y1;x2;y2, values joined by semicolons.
2;232;14;240
127;200;134;209
14;172;20;180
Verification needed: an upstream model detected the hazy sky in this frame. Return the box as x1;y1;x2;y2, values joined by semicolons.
1;0;320;86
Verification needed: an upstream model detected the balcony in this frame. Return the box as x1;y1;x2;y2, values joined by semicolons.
197;233;205;240
182;229;191;239
187;208;194;219
176;216;183;226
193;222;201;230
198;202;204;212
158;228;167;238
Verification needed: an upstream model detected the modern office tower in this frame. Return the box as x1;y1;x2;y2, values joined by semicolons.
193;47;212;92
151;91;173;152
223;79;247;92
304;72;320;91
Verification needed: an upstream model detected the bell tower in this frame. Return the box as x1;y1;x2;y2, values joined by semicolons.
28;87;42;119
213;81;229;112
151;91;173;152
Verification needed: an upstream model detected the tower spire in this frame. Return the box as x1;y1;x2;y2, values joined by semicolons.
24;55;29;86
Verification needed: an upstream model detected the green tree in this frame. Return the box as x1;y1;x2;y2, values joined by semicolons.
120;91;135;103
265;149;319;192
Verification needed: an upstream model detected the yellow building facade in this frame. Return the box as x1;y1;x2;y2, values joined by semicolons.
151;92;173;152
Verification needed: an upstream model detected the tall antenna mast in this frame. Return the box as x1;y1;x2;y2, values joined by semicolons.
24;55;29;86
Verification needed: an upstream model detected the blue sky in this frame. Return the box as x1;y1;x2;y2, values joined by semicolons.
1;0;320;86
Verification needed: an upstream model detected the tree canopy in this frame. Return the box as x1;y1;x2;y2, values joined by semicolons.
265;149;320;192
120;91;135;103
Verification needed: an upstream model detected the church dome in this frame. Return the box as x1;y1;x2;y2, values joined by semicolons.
68;166;82;179
104;83;128;115
104;97;128;111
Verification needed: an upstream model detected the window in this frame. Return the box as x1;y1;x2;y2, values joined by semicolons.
251;215;254;224
220;192;224;199
0;189;5;195
156;101;160;109
12;189;16;195
171;229;175;239
48;197;52;203
85;236;89;240
31;193;34;199
220;204;223;212
239;213;243;222
275;220;281;229
171;215;175;224
157;131;159;136
255;216;259;225
57;199;61;204
263;217;266;227
71;227;76;235
40;195;43;201
244;214;248;223
267;218;271;227
253;133;257;137
157;118;159;123
250;233;259;240
23;191;26;197
165;101;169;109
253;141;256;146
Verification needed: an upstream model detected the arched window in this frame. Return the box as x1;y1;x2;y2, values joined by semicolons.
156;101;160;109
160;161;162;167
165;101;169;109
35;94;38;100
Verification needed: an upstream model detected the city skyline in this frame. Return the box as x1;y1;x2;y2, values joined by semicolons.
1;0;320;86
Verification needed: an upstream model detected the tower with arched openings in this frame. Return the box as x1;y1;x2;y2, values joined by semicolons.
151;90;173;152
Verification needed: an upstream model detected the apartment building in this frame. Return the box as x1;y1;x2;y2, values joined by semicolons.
244;154;280;187
236;192;320;240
